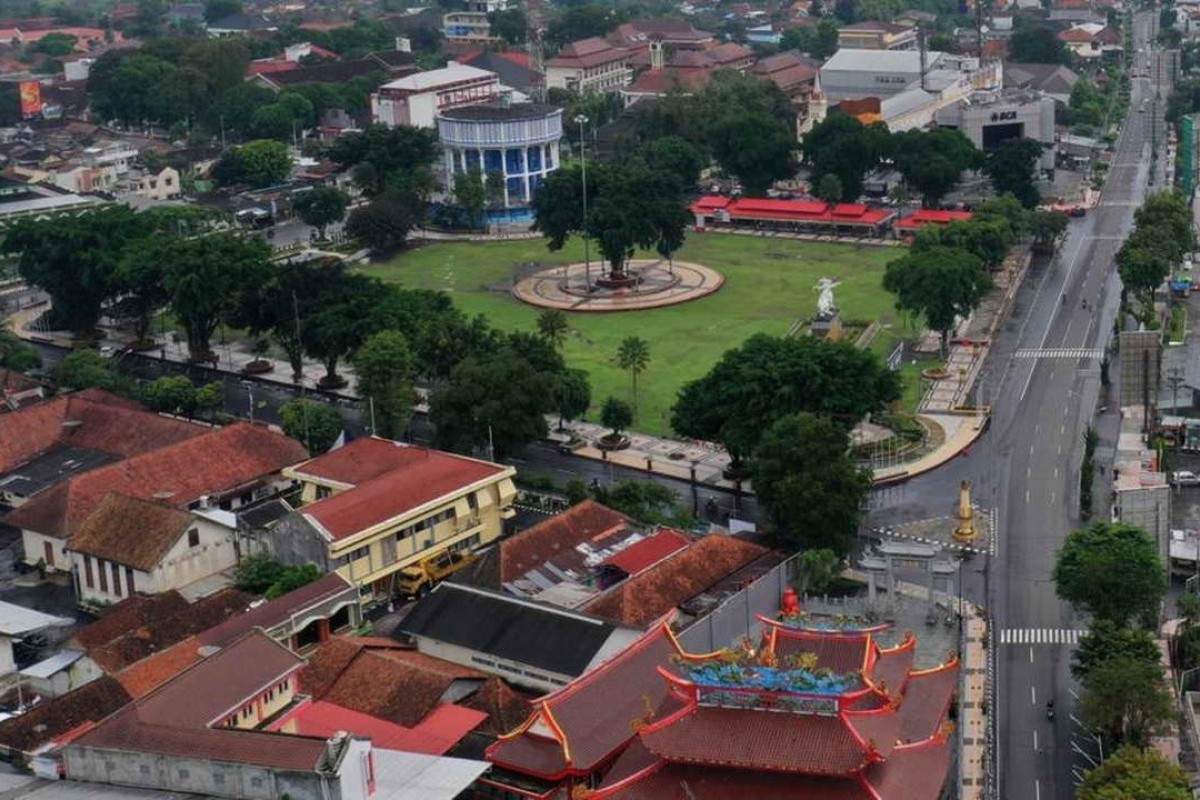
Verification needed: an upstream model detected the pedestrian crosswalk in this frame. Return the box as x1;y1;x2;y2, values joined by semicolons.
1013;348;1104;360
999;628;1086;645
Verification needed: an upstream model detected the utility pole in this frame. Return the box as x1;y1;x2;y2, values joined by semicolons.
576;114;591;289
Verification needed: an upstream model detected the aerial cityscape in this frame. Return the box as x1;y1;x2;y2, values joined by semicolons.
0;0;1191;797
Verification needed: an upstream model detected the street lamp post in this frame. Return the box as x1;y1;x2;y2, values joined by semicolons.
575;114;591;289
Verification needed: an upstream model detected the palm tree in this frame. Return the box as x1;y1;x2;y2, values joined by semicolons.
536;309;568;351
616;336;650;412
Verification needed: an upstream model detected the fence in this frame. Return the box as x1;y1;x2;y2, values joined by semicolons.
675;552;801;653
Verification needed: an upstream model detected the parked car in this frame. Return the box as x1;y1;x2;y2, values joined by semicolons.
1172;471;1200;487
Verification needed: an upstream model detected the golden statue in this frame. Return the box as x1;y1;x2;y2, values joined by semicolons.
953;479;977;542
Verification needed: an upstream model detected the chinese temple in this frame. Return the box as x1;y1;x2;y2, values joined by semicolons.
481;594;959;800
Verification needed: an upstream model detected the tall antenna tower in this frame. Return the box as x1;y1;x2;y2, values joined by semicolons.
527;0;546;102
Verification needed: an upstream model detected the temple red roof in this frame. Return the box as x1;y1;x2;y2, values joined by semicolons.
690;196;895;227
895;209;974;229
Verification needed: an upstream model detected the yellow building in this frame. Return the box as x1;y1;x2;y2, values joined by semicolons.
272;437;517;602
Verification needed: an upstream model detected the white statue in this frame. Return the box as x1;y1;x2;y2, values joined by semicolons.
815;278;840;317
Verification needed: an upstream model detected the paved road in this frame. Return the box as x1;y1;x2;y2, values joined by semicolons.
871;12;1160;798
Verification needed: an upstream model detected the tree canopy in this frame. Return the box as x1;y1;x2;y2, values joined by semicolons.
1008;24;1070;64
752;412;872;556
214;139;292;188
353;330;416;440
983;138;1045;208
1053;522;1166;626
292;186;348;239
801;113;890;202
1072;619;1161;680
1078;746;1190;800
890;128;980;207
671;334;901;467
883;246;991;355
279;399;342;455
1080;656;1175;750
532;160;690;280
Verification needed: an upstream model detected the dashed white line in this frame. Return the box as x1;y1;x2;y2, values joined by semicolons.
1033;730;1039;751
1031;685;1037;705
1029;646;1034;663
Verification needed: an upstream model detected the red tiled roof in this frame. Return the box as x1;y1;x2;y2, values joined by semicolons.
691;197;894;227
584;536;769;628
500;500;629;583
0;391;205;474
114;635;204;699
86;588;256;674
5;423;307;539
595;762;875;799
1057;27;1097;42
627;68;712;95
547;37;629;68
290;436;434;485
247;59;299;76
639;706;882;775
872;638;916;698
487;622;682;778
895;209;973;229
0;675;131;755
460;676;532;736
290;700;485;754
601;529;691;575
66;493;192;571
896;661;958;743
770;629;873;675
197;572;354;648
864;735;953;800
321;649;486;727
299;442;507;541
71;592;189;651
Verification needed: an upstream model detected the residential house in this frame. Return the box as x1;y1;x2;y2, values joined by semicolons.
748;50;820;134
371;64;501;128
282;635;524;754
207;12;277;37
395;582;642;692
1003;61;1080;105
609;20;715;56
0;367;45;411
265;437;516;603
197;572;361;652
4;421;306;575
458;50;538;95
245;41;340;78
126;166;181;200
0;602;69;676
65;494;239;606
0;675;132;763
63;630;378;800
581;534;774;628
250;52;419;93
50;163;118;194
837;19;919;50
0;389;205;510
546;38;633;94
1057;23;1123;58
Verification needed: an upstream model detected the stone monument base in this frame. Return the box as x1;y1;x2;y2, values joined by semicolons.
811;312;843;341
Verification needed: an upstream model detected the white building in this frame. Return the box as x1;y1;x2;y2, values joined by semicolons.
127;166;182;200
936;91;1057;169
371;64;501;129
437;102;562;213
65;494;238;606
545;37;633;94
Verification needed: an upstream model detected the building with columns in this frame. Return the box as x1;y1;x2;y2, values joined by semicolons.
436;101;563;219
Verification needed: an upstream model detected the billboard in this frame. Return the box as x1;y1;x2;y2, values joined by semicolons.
18;81;40;118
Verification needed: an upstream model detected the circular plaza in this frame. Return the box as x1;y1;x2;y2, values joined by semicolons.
511;259;724;312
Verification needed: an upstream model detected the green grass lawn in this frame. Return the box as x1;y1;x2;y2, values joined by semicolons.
363;234;916;437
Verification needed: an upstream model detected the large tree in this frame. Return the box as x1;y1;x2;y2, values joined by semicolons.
1072;619;1161;680
914;219;1014;270
890;128;980;207
327;123;439;198
162;234;272;361
353;330;416;440
430;347;555;459
883;246;991;355
1081;656;1175;749
1078;746;1190;800
801;113;890;202
1053;521;1166;626
1008;24;1070;65
279;398;342;455
214;139;292;188
346;192;421;255
708;111;797;196
301;273;390;387
616;336;650;412
453;167;487;229
233;257;339;380
553;368;591;428
983;138;1045;208
671;334;901;468
3;206;152;339
532;161;690;282
752;412;872;556
292;186;348;239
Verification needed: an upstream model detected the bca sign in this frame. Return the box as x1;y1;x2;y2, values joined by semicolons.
990;110;1018;122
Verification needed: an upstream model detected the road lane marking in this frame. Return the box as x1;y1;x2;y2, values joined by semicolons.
1054;467;1059;479
1030;646;1034;663
1060;424;1066;435
1033;730;1039;751
1001;628;1086;644
1032;685;1037;705
1037;779;1042;800
1026;490;1030;503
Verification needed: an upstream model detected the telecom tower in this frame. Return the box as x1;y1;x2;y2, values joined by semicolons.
527;0;546;102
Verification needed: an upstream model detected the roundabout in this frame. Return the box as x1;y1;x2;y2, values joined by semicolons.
511;259;724;312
